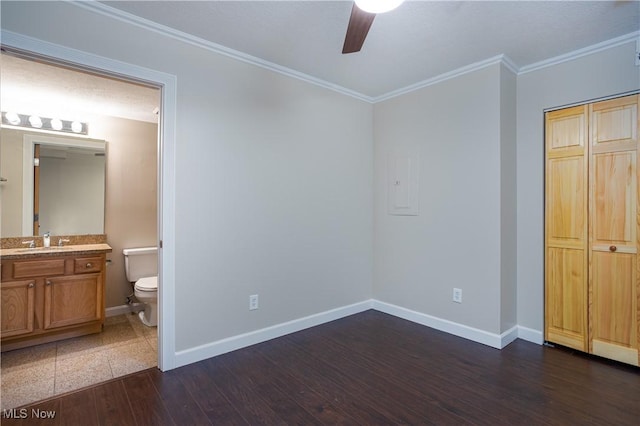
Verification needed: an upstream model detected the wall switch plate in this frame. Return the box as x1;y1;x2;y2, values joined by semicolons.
453;288;462;304
249;294;259;310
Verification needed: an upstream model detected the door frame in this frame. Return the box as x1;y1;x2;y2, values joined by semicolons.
1;30;178;371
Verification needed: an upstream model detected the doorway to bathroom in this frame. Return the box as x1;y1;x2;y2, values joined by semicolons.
0;40;176;408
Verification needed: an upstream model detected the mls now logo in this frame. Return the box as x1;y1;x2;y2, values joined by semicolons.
3;408;56;419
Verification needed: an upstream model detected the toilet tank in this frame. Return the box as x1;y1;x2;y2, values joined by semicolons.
123;247;157;282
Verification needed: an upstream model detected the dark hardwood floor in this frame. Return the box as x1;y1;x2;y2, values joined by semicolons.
2;310;639;425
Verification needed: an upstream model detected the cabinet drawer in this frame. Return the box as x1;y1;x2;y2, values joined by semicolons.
13;259;65;279
74;257;103;274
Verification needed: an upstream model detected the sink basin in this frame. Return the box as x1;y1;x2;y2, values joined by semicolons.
15;246;75;253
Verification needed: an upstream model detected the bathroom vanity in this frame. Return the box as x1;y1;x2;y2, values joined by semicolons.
0;243;112;352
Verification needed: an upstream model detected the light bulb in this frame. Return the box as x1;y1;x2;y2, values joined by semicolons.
50;118;63;131
4;112;20;125
355;0;404;14
28;115;43;128
71;121;83;133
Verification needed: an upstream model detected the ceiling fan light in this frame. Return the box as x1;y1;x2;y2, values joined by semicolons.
354;0;404;14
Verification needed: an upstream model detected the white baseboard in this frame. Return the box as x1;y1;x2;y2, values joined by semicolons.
174;300;373;368
372;300;516;349
501;325;520;347
517;325;544;345
105;303;143;317
173;299;543;369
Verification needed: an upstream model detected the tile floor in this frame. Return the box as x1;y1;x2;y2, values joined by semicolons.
0;313;157;410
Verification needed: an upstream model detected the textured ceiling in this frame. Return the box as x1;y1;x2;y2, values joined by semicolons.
1;54;161;124
1;1;639;123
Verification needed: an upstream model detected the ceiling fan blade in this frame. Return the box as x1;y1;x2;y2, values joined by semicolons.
342;3;376;54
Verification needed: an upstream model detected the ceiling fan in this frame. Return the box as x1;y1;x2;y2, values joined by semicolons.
342;0;405;54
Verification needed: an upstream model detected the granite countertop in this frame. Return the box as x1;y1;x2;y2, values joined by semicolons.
0;243;112;260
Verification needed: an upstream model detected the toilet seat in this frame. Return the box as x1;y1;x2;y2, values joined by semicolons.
135;276;157;292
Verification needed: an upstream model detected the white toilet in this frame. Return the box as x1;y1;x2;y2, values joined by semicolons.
123;247;158;327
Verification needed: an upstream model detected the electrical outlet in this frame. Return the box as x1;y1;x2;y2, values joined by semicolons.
453;288;462;304
249;294;259;310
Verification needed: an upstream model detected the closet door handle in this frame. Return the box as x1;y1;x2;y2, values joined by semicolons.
609;245;617;252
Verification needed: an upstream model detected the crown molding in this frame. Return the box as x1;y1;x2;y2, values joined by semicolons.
500;54;519;75
518;31;640;75
72;0;375;103
10;2;640;105
372;54;516;103
69;1;519;105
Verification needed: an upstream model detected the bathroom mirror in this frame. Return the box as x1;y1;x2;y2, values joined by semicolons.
0;130;106;237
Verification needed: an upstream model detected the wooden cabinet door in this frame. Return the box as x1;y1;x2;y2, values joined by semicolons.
545;105;589;351
589;95;639;366
44;274;103;329
1;280;36;337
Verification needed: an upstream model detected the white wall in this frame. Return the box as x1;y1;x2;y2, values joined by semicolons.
373;64;509;335
0;1;374;352
173;66;374;349
499;64;517;332
516;41;640;332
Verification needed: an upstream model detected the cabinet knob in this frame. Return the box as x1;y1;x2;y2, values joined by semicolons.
46;280;52;286
28;282;34;288
609;245;617;252
85;263;93;268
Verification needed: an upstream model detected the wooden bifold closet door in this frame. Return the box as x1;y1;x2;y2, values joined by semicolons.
545;94;639;366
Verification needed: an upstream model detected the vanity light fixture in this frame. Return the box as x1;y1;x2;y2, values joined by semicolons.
1;111;88;135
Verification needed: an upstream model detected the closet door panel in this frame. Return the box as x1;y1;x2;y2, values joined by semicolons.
589;95;639;366
547;105;586;151
592;99;637;146
591;252;637;364
546;248;587;350
547;157;585;243
545;106;588;350
591;152;636;246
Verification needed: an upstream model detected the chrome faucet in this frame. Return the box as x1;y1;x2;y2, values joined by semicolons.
58;238;70;247
22;240;35;249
